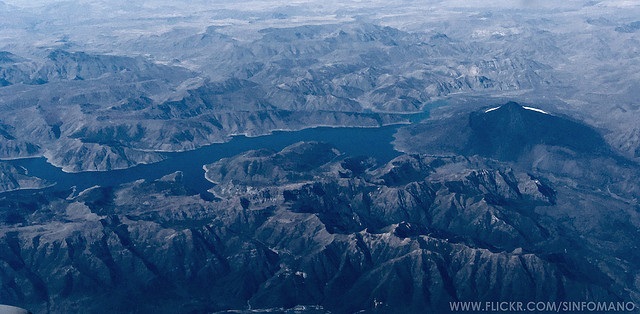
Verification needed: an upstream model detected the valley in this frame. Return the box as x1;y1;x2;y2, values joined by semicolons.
0;1;639;313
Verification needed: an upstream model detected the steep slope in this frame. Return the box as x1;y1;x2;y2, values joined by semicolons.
395;101;640;200
467;102;610;160
0;162;51;193
0;42;412;172
395;101;611;161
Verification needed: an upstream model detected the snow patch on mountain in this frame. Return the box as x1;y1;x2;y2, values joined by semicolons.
484;105;550;115
523;106;550;115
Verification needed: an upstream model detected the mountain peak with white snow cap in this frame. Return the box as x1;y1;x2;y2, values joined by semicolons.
395;101;612;161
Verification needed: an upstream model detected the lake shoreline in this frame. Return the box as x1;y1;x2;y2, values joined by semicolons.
3;125;404;196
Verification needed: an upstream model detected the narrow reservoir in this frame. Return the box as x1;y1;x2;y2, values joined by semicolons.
6;125;403;195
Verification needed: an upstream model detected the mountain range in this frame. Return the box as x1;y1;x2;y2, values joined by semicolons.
1;103;639;312
0;1;639;313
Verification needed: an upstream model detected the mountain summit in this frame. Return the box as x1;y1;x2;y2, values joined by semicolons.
396;101;611;161
467;101;609;160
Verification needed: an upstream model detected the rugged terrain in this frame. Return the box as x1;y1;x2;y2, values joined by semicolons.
0;1;639;313
0;1;639;174
0;20;555;172
1;129;639;312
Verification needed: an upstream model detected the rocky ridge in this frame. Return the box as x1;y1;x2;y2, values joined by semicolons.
0;21;560;172
0;140;637;313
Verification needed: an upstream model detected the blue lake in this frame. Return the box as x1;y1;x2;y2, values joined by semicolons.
6;125;403;195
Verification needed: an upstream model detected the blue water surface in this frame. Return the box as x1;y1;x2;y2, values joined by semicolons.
6;125;403;195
